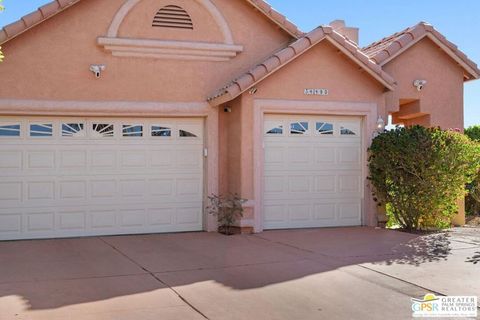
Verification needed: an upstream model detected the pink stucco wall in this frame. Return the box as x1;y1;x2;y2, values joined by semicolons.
0;0;473;230
384;38;465;130
0;0;292;102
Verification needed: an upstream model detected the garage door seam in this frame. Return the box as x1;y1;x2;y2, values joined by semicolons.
98;237;209;319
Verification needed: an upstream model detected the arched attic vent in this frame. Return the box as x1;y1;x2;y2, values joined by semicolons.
153;5;193;30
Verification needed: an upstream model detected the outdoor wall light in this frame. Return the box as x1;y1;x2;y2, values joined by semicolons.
90;64;106;79
413;79;427;91
376;116;385;132
249;87;258;95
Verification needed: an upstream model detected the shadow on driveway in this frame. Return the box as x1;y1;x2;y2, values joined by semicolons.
0;227;477;316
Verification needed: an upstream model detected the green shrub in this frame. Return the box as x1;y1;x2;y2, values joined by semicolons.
368;126;480;230
465;125;480;216
465;125;480;141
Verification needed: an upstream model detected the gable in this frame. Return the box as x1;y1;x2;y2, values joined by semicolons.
0;0;301;45
208;26;396;106
253;41;387;101
363;22;479;81
0;0;294;102
383;37;465;99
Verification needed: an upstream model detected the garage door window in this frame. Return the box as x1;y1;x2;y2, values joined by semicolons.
30;124;53;137
316;122;334;135
92;124;114;138
0;124;21;137
62;123;86;137
290;122;309;135
123;125;143;137
265;122;283;135
151;126;172;137
179;130;197;138
340;126;357;136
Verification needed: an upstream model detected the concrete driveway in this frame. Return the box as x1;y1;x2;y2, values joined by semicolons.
0;227;478;320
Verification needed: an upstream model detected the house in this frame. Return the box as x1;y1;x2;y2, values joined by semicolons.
0;0;478;240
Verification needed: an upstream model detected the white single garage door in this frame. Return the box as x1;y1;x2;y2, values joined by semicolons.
0;117;204;240
264;115;363;229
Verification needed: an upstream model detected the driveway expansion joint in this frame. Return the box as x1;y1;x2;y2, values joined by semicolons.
98;237;210;320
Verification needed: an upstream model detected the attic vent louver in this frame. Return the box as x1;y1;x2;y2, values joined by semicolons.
153;5;193;30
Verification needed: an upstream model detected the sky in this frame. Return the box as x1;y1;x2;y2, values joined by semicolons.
0;0;479;127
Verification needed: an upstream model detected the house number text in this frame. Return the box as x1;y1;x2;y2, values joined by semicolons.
304;88;329;96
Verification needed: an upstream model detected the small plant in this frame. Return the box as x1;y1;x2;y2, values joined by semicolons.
368;126;480;231
207;194;247;235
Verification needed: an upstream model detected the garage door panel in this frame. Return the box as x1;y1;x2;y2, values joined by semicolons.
315;175;336;192
313;204;336;220
264;115;363;230
339;203;362;220
0;213;22;233
265;147;284;165
288;175;312;193
338;175;362;193
315;147;336;163
151;150;174;167
27;151;56;170
90;210;117;229
0;181;22;202
0;117;204;240
26;211;55;232
0;150;22;171
120;209;146;227
59;180;87;200
91;150;117;169
58;211;87;231
120;151;147;168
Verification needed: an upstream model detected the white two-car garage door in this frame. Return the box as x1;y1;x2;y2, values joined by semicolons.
0;117;204;240
264;115;363;229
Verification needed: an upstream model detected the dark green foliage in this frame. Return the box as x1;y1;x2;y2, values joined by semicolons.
465;125;480;142
368;126;480;230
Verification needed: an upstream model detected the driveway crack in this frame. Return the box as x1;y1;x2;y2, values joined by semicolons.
98;237;209;320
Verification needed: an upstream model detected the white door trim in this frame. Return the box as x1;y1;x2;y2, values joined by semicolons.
253;99;378;233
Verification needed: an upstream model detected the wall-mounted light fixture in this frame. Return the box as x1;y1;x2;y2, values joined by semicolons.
90;64;106;79
249;87;258;95
373;116;386;138
413;79;427;91
376;116;385;132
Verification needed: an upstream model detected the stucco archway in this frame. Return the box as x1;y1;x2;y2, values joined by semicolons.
98;0;243;61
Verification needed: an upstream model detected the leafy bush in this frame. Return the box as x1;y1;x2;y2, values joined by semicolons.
465;125;480;141
465;125;480;216
207;194;246;235
368;126;480;230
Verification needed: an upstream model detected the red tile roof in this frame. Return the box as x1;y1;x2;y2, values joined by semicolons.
207;26;397;105
363;22;479;80
245;0;303;38
0;0;302;45
0;0;80;44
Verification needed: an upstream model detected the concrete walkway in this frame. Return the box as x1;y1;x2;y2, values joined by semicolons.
0;227;478;319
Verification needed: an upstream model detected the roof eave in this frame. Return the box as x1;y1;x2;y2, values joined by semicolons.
0;0;81;45
207;31;397;106
375;31;480;82
324;37;396;91
245;0;303;39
